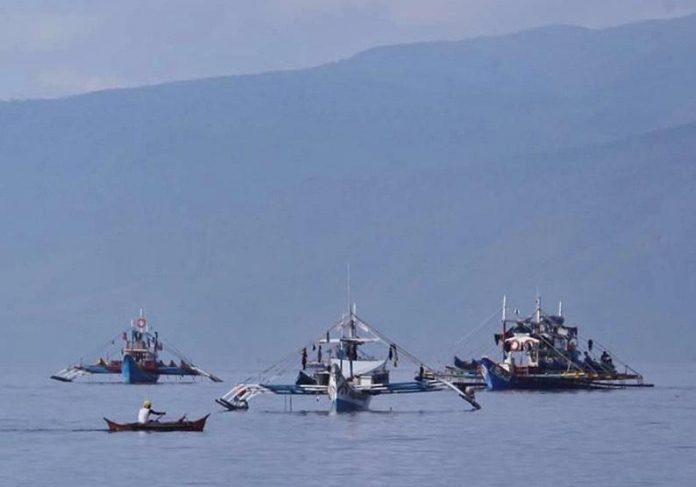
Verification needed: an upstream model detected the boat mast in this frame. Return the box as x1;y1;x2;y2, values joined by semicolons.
349;304;356;379
347;263;351;318
502;295;507;360
347;264;354;378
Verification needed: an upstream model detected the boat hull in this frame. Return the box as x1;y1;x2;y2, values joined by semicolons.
480;357;610;391
328;365;372;412
121;355;159;384
104;415;209;432
333;395;372;412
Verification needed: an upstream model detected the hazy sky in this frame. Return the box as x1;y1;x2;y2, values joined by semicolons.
3;0;696;100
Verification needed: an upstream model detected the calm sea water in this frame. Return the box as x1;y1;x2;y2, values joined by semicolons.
0;364;693;486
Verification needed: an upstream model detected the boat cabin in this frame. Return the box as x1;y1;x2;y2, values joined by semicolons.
502;334;540;372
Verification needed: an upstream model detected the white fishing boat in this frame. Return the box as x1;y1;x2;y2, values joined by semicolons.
217;304;480;413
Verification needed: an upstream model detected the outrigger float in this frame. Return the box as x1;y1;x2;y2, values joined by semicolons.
444;296;652;391
217;304;481;413
51;309;222;384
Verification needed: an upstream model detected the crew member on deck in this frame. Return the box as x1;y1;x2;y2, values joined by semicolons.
138;400;166;423
600;351;615;370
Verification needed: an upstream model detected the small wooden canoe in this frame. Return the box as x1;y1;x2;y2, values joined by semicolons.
104;414;209;432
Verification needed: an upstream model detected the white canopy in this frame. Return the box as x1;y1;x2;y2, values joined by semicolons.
331;359;386;376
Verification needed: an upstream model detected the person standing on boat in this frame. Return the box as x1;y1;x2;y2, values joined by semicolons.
138;400;166;423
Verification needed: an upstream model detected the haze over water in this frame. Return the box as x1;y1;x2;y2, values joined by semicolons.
0;364;692;486
2;4;695;486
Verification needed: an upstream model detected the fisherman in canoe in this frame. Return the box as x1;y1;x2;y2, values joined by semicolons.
138;400;166;423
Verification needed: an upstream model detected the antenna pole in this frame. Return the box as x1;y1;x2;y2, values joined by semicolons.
502;295;507;322
502;295;507;360
347;263;351;316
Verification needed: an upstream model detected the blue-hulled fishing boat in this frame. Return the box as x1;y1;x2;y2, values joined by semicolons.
474;296;651;391
51;309;222;384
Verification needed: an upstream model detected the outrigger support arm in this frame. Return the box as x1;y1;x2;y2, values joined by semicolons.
434;377;482;410
216;384;275;410
217;381;333;409
187;365;223;383
50;366;90;382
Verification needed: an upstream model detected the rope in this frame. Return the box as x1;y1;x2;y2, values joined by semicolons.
159;336;194;364
532;329;584;373
75;332;124;365
239;317;347;384
353;313;480;408
575;333;642;377
432;306;502;366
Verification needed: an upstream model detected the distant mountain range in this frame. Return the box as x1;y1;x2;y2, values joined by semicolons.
1;14;694;368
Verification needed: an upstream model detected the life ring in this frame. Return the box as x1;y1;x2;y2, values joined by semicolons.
510;340;520;351
136;317;147;329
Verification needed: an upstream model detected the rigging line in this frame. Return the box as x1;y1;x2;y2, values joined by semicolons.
575;334;642;376
520;307;597;373
452;328;505;358
539;322;611;373
74;332;124;365
432;306;502;366
570;336;613;375
354;313;480;409
461;342;498;361
159;337;194;364
533;331;585;373
450;344;485;363
452;307;503;348
248;348;301;383
243;316;348;384
354;314;440;370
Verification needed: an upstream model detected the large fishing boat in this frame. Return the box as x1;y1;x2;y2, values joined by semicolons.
447;296;652;391
216;304;480;413
51;309;222;384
